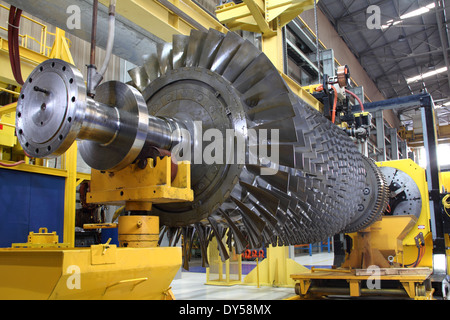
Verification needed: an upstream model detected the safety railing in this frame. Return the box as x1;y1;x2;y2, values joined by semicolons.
0;4;72;57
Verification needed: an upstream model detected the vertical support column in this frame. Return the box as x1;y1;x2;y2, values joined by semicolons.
307;49;334;80
321;49;335;78
399;140;407;159
421;101;447;278
63;144;77;247
262;18;283;70
375;110;386;161
388;128;399;160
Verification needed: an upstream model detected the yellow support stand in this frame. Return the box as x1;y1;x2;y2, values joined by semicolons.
206;237;242;286
377;159;433;267
87;157;193;206
243;245;309;287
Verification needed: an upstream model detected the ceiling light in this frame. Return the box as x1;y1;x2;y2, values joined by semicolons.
380;3;436;30
400;3;436;19
406;67;448;83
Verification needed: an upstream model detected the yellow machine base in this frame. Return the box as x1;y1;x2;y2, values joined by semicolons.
291;267;433;300
0;245;181;300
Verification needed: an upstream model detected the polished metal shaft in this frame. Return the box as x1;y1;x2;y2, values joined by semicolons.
78;97;121;146
77;98;178;151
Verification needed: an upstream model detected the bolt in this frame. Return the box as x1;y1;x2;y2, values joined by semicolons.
33;86;50;94
137;158;148;169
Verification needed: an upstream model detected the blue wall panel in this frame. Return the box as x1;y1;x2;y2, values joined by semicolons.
0;169;65;247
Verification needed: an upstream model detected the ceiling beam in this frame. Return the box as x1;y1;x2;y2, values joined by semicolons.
358;26;437;57
333;0;392;21
362;47;450;62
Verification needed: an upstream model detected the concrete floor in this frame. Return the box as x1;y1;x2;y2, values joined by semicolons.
171;251;334;300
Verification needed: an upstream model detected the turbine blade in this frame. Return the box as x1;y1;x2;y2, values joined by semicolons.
172;34;190;69
185;29;207;67
210;31;244;75
198;29;225;69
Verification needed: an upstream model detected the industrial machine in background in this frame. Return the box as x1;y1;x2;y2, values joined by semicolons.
0;0;449;300
297;74;450;299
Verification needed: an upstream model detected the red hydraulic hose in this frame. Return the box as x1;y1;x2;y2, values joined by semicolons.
0;160;25;167
345;89;364;112
8;6;24;86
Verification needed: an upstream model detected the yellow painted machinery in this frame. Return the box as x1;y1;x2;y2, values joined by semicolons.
0;149;192;299
290;148;449;300
1;0;449;301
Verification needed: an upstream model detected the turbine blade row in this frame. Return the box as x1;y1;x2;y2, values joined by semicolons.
127;29;385;270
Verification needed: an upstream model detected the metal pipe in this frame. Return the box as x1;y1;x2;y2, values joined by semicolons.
87;0;98;97
97;0;116;77
88;0;116;96
313;0;320;84
90;0;98;66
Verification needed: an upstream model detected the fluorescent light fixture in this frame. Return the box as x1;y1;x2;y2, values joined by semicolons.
400;3;435;19
436;101;450;109
381;3;436;29
406;67;448;83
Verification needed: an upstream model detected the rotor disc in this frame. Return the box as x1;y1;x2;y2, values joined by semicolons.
379;166;422;218
16;59;86;158
343;156;389;233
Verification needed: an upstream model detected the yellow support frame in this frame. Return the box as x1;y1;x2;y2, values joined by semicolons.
291;268;433;299
206;237;243;286
377;160;432;249
98;0;227;42
87;157;193;207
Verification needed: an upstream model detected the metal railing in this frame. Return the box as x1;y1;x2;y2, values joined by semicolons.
0;4;72;57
